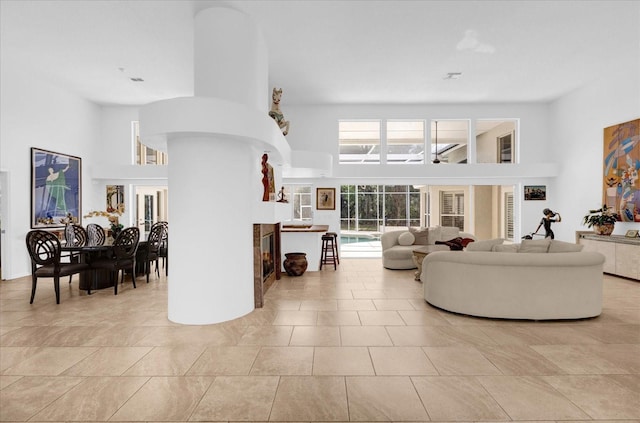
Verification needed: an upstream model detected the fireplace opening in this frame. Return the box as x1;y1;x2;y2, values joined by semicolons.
262;232;274;280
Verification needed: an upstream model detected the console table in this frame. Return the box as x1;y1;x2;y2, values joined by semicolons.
576;231;640;280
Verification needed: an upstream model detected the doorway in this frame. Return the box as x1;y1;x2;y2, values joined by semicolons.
135;186;168;240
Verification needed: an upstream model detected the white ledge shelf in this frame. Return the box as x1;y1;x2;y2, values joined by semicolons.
139;96;291;166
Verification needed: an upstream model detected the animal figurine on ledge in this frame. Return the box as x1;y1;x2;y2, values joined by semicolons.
269;87;290;136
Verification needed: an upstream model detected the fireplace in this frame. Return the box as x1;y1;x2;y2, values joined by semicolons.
253;223;281;308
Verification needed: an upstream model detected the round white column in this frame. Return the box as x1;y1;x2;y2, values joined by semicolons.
194;7;268;111
162;6;270;324
167;136;254;324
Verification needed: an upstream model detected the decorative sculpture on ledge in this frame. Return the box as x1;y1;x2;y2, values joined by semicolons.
269;87;290;136
261;153;275;201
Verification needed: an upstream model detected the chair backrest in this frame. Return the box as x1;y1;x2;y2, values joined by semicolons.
147;222;166;252
113;226;140;259
26;230;61;266
65;224;87;247
86;223;106;246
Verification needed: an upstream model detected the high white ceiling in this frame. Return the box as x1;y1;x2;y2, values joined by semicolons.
1;0;638;106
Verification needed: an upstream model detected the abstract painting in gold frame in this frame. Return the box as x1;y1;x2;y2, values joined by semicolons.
603;118;640;222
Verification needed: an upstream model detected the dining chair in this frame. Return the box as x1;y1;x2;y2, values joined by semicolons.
64;224;88;284
25;230;90;304
143;222;165;283
157;221;169;276
86;223;106;246
89;226;140;295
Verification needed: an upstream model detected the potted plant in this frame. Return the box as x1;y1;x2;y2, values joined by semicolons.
582;205;619;235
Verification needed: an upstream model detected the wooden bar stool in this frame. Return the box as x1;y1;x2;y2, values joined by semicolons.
325;231;339;264
320;234;337;270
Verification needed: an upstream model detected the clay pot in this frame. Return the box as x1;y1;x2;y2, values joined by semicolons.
283;252;308;276
593;223;615;236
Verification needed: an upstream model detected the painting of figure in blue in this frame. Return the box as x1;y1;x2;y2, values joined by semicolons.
31;148;82;228
603;119;640;222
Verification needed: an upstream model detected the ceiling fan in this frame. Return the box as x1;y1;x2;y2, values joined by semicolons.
433;120;441;164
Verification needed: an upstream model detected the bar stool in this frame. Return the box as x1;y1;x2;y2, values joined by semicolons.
325;231;339;264
320;234;337;270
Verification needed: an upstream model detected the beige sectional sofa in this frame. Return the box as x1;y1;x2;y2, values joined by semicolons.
381;226;475;269
421;238;606;320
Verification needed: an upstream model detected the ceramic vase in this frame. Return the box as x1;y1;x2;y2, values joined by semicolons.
283;252;308;276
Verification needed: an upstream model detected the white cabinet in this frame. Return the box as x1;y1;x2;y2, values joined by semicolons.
577;232;640;280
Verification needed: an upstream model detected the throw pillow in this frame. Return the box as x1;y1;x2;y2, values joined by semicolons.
466;238;504;252
460;238;475;247
398;231;415;246
409;227;429;245
439;226;460;241
492;244;519;253
426;226;441;245
519;238;551;253
548;240;584;253
435;237;464;250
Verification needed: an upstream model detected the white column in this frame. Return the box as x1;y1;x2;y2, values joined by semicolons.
194;7;268;111
167;136;254;324
165;7;269;324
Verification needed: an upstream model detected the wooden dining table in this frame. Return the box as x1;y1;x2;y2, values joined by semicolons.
61;244;113;292
61;241;148;292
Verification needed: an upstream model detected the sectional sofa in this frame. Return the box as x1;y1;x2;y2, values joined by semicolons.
421;238;606;320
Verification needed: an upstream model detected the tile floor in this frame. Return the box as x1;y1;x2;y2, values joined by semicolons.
0;258;639;422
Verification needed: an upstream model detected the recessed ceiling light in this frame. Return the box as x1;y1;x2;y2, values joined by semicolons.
443;72;463;80
130;77;144;82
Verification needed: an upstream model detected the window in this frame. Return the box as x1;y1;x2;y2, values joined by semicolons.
423;191;431;227
339;120;380;164
387;120;425;164
283;185;312;221
504;192;514;240
497;132;514;163
440;191;465;230
133;121;168;165
431;120;469;164
475;120;517;164
340;185;420;233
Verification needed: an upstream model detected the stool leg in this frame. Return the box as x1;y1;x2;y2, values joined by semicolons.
333;234;340;264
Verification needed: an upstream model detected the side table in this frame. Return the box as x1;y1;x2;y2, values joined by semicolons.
412;247;430;281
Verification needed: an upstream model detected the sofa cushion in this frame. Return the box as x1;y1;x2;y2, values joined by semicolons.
492;244;519;253
519;238;551;253
398;231;415;246
383;245;417;260
409;227;430;245
439;226;460;241
466;238;504;251
548;240;584;253
426;227;441;245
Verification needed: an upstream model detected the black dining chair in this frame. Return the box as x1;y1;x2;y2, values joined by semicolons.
143;222;165;283
157;221;169;276
86;223;106;246
64;224;87;284
89;226;140;295
26;230;90;304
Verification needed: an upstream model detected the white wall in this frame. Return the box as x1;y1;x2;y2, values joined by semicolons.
0;67;101;279
551;61;640;241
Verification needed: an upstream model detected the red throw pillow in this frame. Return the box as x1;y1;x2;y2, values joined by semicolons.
460;238;475;247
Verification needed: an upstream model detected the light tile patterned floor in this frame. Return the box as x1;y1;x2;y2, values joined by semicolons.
1;258;639;422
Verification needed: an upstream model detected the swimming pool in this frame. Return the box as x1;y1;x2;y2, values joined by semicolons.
340;233;381;245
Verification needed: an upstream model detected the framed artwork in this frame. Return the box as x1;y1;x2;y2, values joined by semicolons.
106;185;125;213
603;118;640;222
524;185;546;201
31;147;82;228
316;187;336;210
